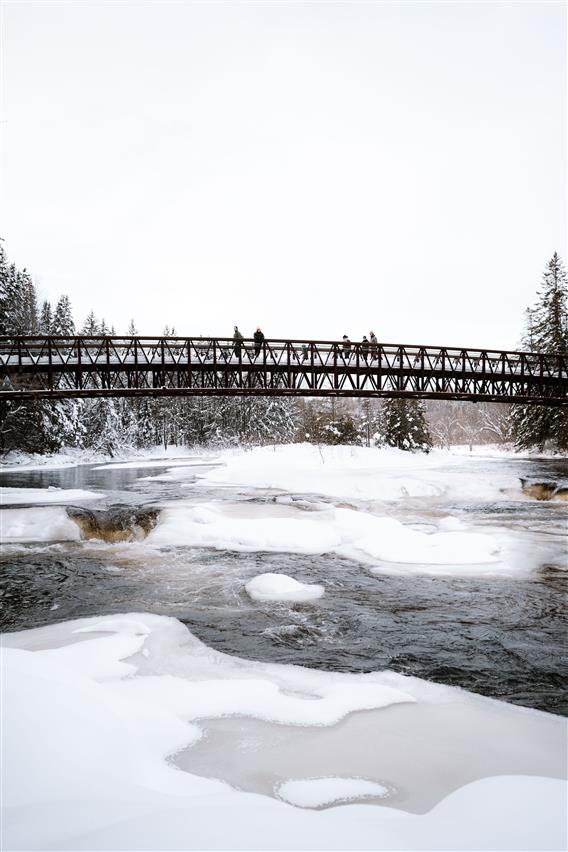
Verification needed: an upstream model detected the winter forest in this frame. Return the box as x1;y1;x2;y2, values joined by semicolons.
1;240;567;457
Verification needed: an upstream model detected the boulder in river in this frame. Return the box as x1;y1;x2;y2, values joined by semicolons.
66;506;160;542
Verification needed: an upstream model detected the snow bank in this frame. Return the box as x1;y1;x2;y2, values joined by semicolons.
277;777;389;807
0;486;104;505
148;502;341;554
194;443;523;505
0;507;81;543
1;613;566;851
199;443;445;501
246;573;325;602
147;500;501;571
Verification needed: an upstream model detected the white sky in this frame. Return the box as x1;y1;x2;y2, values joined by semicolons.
1;1;566;348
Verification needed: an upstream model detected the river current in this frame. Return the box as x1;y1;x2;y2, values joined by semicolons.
1;452;567;715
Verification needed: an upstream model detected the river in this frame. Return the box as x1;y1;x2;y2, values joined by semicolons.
1;449;567;716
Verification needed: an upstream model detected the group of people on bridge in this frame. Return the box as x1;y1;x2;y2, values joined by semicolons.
232;326;380;362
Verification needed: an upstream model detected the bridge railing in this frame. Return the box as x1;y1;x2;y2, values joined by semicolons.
0;335;566;378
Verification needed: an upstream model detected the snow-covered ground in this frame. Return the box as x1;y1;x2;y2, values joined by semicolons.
2;613;566;851
1;444;566;850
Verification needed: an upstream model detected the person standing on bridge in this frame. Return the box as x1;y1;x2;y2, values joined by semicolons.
253;327;265;358
342;335;352;360
233;325;244;357
370;331;378;359
361;335;370;362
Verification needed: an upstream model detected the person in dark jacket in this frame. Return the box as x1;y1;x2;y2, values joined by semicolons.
233;325;244;356
253;327;265;357
361;335;370;362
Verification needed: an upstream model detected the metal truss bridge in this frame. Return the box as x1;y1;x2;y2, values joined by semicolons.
1;335;566;405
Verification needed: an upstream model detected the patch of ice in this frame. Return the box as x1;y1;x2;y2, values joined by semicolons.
277;777;389;807
0;507;81;543
147;500;501;571
0;486;104;505
94;456;217;471
246;573;324;602
148;502;341;554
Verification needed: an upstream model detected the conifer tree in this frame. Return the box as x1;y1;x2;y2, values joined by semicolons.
40;300;53;334
510;253;568;451
82;311;99;335
379;398;432;452
52;295;75;335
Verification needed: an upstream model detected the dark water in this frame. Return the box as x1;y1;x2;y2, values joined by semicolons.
1;454;567;715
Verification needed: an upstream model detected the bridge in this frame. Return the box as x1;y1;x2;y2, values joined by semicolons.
0;335;566;405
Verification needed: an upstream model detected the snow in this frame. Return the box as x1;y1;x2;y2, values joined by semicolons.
1;613;566;851
277;777;389;807
196;443;522;504
199;443;447;501
0;486;104;505
246;573;325;602
0;507;81;542
147;500;501;572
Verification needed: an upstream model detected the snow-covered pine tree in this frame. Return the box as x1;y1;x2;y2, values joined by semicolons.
82;311;99;335
40;300;53;334
52;295;75;335
378;397;432;452
510;253;568;452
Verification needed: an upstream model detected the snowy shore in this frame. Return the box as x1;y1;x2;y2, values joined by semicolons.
2;613;566;851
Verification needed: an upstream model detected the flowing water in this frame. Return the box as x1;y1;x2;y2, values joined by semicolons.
1;453;567;715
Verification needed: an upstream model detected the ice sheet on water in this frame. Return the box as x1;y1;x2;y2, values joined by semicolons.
1;613;565;851
147;499;502;571
94;455;219;471
0;486;104;505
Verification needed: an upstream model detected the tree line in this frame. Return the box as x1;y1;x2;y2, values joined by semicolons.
0;240;566;455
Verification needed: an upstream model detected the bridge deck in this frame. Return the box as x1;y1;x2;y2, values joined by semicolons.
1;336;566;404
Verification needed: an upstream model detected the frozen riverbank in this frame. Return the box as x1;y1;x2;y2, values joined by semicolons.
1;444;567;849
2;613;566;851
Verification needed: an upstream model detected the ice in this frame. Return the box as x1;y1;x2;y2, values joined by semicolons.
94;456;216;471
147;500;501;572
277;777;389;807
0;486;104;505
1;613;566;851
246;573;325;602
148;501;341;554
0;507;81;542
195;443;520;504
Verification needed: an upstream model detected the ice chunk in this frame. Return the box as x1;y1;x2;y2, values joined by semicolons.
246;573;324;602
277;777;389;807
0;507;81;542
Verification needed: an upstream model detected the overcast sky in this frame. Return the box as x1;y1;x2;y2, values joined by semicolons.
1;1;566;348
